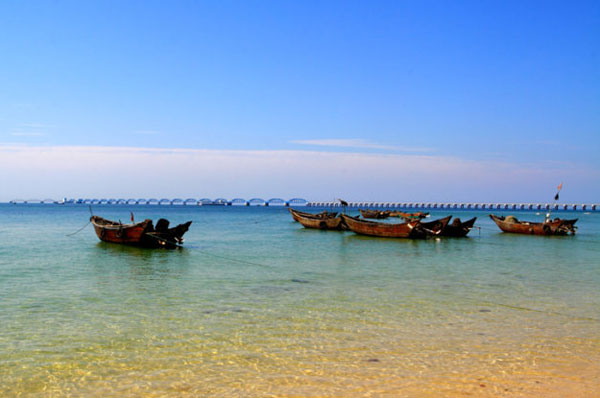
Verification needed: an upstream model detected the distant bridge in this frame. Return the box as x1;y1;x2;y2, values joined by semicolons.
7;198;598;211
8;197;309;207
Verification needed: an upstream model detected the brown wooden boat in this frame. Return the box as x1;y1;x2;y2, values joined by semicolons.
290;208;345;230
359;209;391;219
489;214;577;236
421;216;477;237
91;215;192;248
419;215;451;235
341;214;432;239
288;208;337;222
389;211;429;221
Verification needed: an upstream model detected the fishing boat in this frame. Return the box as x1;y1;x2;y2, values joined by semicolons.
359;209;391;219
421;216;477;237
91;216;192;248
341;214;434;239
489;214;577;236
290;209;345;230
389;211;429;221
288;208;337;222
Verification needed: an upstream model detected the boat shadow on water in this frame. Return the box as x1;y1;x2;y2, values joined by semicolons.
94;241;190;258
341;233;432;246
91;242;193;280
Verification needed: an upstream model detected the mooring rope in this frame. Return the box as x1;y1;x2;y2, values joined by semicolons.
144;232;184;248
66;220;91;237
194;248;274;268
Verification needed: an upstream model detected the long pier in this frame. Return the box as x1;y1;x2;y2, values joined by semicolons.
307;202;598;211
6;198;599;211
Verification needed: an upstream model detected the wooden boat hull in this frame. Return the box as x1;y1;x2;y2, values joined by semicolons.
489;215;577;236
297;215;345;230
341;214;428;238
389;211;429;221
289;208;337;222
91;216;192;248
421;216;477;237
359;209;391;219
419;216;452;235
443;217;477;237
290;209;345;230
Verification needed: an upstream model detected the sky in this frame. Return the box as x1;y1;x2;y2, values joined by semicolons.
1;0;598;203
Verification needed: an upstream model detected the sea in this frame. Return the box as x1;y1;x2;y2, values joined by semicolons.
1;204;598;397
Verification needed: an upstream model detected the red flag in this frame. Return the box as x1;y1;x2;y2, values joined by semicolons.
554;183;562;201
130;212;134;223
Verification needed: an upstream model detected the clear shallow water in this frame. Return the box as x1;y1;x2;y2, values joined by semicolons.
1;204;599;397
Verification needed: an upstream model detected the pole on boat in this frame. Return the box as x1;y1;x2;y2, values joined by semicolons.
338;198;348;214
545;183;562;222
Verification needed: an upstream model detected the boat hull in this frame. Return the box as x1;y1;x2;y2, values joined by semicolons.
91;216;192;248
297;216;345;230
341;214;427;238
289;209;345;230
422;216;477;237
359;209;391;219
389;211;429;221
288;208;337;222
489;215;576;236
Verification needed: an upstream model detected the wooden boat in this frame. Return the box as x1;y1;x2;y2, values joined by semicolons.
489;214;577;236
421;216;477;237
419;215;452;235
341;214;432;239
359;209;391;219
289;208;337;222
91;216;192;248
290;209;345;230
389;211;429;221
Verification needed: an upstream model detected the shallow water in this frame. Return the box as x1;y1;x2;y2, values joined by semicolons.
1;204;599;397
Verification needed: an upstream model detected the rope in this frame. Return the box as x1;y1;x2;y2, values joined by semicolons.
66;221;91;237
139;231;274;268
195;248;274;268
144;232;184;248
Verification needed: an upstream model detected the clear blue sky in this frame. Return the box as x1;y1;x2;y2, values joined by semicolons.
1;1;598;202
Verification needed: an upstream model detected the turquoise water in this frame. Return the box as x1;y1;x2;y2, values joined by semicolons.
1;204;599;397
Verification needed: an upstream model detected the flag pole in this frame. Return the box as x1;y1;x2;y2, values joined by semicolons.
545;183;562;222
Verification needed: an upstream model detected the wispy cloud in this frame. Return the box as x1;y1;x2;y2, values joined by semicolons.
291;139;433;153
0;144;597;202
8;122;53;137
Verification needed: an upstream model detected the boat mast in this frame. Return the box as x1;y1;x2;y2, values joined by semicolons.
545;183;562;222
